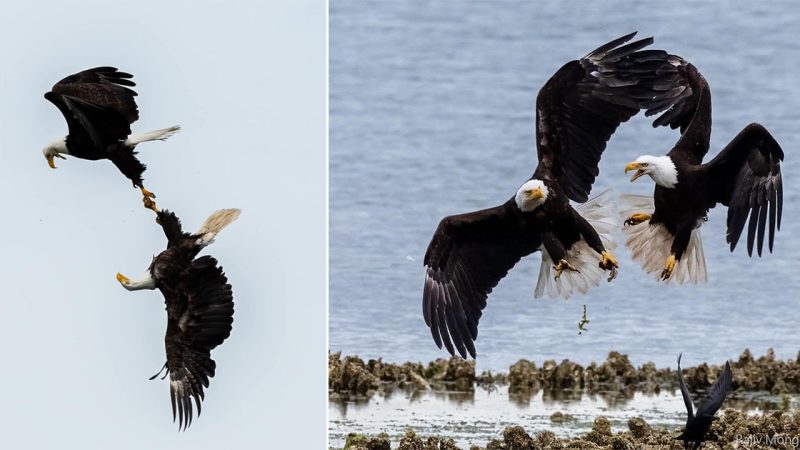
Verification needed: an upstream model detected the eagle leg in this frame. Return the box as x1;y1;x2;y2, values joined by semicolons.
599;251;619;281
554;259;579;280
141;187;159;213
624;213;652;227
661;254;677;280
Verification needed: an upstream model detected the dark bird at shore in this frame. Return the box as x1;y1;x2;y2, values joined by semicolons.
116;208;240;429
422;32;691;359
622;58;784;283
676;354;733;449
43;66;180;212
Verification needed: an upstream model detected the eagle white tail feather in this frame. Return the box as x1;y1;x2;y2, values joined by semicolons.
535;190;618;299
196;209;241;247
125;125;181;146
620;194;707;284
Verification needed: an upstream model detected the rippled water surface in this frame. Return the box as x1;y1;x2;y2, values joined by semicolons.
330;0;799;444
329;388;792;449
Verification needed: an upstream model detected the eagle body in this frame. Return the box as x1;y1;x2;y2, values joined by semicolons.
528;182;607;260
650;171;715;259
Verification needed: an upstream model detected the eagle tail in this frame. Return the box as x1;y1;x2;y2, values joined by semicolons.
125;125;181;146
620;194;707;284
195;208;241;247
535;189;618;299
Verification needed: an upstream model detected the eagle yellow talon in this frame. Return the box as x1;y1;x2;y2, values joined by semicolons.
600;251;619;281
143;196;159;213
661;254;676;280
554;259;579;280
140;187;156;199
46;153;65;169
141;188;160;213
624;213;652;227
116;272;130;284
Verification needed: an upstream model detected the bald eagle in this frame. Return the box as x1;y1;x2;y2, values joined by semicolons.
423;33;686;359
623;59;784;283
43;67;180;212
116;208;240;429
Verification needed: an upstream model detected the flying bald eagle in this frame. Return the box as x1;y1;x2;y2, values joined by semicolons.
423;32;686;359
622;59;784;283
116;208;240;429
43;67;180;212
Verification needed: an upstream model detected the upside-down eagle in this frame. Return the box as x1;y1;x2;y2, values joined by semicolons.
422;32;688;359
116;208;240;429
43;67;180;212
622;58;784;283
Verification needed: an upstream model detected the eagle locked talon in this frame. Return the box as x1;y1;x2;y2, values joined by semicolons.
554;259;579;280
661;254;676;281
141;187;156;200
599;251;619;281
624;213;651;227
140;187;159;212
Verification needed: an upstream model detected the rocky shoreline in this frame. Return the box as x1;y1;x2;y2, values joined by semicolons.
341;410;800;449
329;348;800;400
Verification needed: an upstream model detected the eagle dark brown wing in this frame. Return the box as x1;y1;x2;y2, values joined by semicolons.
533;32;691;202
647;60;713;165
695;361;733;419
423;200;541;358
677;353;695;420
50;66;138;122
45;67;139;157
703;123;784;256
162;256;234;430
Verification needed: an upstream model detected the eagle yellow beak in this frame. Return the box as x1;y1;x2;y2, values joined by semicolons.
625;162;646;182
116;272;130;285
528;187;545;200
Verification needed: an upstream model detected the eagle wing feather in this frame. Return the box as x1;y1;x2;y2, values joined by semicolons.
534;32;687;202
423;201;540;358
163;256;234;430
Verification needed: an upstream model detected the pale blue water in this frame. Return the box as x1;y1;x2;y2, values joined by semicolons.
330;0;800;373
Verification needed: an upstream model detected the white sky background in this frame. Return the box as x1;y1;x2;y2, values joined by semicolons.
0;0;326;447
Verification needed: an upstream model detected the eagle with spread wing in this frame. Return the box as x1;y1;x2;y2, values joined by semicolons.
43;66;180;211
623;58;784;283
116;208;240;429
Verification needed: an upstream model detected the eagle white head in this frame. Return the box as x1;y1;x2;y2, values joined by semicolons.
625;155;678;188
515;179;549;212
116;271;157;291
42;137;68;169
